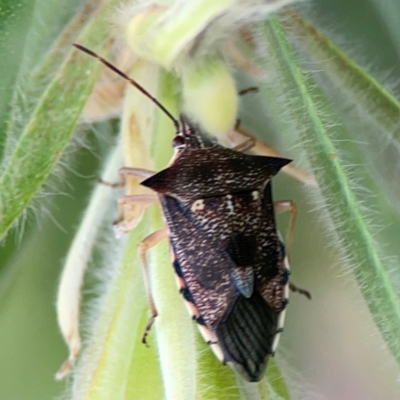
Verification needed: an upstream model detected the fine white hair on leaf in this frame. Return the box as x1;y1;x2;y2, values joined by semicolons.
274;348;327;400
183;0;298;62
55;140;123;380
249;15;395;300
116;0;297;70
234;373;262;400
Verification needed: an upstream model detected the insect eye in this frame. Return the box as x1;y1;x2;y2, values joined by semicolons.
173;135;185;148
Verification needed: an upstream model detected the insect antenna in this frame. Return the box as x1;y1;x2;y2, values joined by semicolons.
238;87;258;96
73;43;180;132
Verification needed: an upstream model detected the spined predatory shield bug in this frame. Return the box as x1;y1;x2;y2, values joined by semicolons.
73;43;309;382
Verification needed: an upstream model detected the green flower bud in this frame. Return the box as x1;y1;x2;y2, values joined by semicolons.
181;56;237;136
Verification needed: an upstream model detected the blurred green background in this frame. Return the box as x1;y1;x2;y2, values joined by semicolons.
0;0;400;399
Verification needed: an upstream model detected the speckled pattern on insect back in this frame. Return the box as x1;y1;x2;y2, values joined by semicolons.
141;117;291;381
162;179;287;328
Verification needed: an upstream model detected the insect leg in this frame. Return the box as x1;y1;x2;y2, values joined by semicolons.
229;127;317;186
113;194;158;236
231;135;256;152
99;166;156;188
238;87;258;96
118;166;155;179
289;282;311;299
274;200;297;261
274;200;311;300
234;87;259;130
98;176;126;188
100;167;157;232
138;226;169;346
118;194;158;205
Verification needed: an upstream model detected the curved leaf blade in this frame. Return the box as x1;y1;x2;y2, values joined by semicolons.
0;0;115;240
256;15;400;368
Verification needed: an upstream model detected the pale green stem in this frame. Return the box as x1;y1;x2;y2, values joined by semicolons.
67;58;168;400
149;70;198;400
125;0;295;69
70;216;160;400
56;141;123;380
126;0;238;67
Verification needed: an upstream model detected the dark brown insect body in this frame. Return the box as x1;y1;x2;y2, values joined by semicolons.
141;116;291;381
72;43;295;382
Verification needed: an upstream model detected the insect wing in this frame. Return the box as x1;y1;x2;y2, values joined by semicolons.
161;194;236;329
159;182;288;381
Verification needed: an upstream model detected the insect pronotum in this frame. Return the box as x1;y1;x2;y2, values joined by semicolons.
73;43;309;382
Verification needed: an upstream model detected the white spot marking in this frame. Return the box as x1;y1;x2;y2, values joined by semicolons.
226;195;234;215
272;255;290;353
252;191;259;200
191;199;205;212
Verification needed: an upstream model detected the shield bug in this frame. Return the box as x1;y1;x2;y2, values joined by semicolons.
73;43;307;382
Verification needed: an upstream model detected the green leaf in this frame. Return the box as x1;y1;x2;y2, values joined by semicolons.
254;15;400;368
283;8;400;148
0;0;118;240
0;0;36;156
282;9;400;216
195;332;241;400
369;0;400;59
4;0;100;154
264;359;290;400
